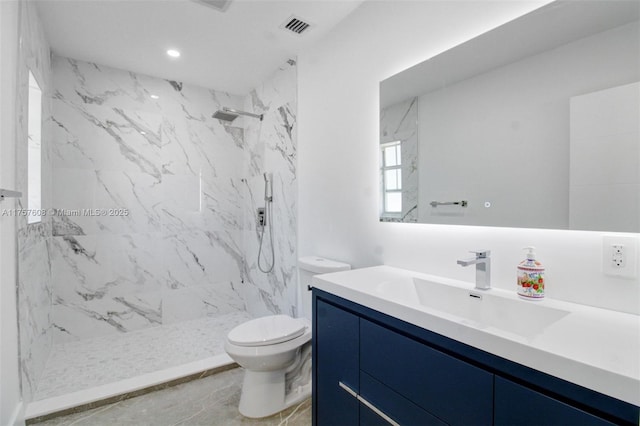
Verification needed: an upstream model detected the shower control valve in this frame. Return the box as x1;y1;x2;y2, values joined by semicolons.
257;207;266;229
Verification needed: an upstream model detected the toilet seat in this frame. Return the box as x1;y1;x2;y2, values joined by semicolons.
228;315;307;347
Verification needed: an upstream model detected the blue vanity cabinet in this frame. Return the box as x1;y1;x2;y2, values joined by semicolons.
360;318;493;425
313;289;639;426
494;377;616;426
359;372;445;426
314;298;360;426
314;298;446;426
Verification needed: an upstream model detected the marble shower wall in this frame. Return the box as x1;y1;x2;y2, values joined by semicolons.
380;97;419;223
15;0;54;403
240;61;298;317
50;56;247;343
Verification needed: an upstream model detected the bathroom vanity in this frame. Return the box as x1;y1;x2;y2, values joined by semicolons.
311;267;640;425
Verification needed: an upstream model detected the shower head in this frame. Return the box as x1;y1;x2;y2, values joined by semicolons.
212;110;238;122
213;107;263;122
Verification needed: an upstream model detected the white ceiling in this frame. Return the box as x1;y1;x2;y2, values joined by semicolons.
35;0;364;95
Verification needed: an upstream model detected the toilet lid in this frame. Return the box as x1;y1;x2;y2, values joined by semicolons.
228;315;307;347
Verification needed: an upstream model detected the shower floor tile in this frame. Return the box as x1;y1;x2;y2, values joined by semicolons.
34;311;253;401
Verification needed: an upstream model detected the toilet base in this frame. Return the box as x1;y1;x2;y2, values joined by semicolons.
238;369;311;418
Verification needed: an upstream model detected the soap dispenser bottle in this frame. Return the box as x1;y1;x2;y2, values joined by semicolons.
517;247;545;299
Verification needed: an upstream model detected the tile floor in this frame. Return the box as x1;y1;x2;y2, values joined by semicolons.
31;367;311;426
35;311;253;400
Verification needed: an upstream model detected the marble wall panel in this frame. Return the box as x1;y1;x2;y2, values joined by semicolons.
50;233;163;343
16;0;53;402
50;56;248;342
51;57;235;117
240;61;298;318
18;239;52;401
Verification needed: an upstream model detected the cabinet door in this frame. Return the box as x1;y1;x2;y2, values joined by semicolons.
359;371;446;426
494;376;616;426
360;319;493;426
315;299;360;426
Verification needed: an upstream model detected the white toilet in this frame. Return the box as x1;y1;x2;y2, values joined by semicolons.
225;256;350;418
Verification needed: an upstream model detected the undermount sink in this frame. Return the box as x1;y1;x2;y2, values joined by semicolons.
376;277;570;338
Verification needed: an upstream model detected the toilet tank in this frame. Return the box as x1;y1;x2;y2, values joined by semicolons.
298;256;351;321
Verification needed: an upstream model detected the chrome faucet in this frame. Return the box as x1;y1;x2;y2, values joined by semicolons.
457;250;491;290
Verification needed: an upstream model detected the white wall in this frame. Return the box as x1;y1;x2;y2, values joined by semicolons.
0;0;26;423
298;0;640;314
569;82;640;232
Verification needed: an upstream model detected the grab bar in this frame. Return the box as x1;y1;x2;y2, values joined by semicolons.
430;200;467;208
0;188;22;201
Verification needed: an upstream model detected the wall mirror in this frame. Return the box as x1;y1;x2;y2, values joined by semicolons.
379;1;639;232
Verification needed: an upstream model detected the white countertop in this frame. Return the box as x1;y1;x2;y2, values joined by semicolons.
312;265;640;406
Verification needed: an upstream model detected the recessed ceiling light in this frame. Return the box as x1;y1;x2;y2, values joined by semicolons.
150;95;159;99
166;49;181;58
140;131;147;135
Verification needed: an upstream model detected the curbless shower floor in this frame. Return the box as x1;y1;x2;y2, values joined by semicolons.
30;367;312;426
28;311;253;419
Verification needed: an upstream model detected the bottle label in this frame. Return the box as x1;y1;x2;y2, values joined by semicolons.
517;268;545;298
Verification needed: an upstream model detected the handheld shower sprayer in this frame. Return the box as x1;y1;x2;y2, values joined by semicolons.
263;173;273;203
258;172;274;273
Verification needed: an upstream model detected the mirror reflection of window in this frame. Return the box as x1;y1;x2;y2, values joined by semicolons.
381;141;402;214
27;71;42;224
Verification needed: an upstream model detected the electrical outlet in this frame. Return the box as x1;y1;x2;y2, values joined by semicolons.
603;236;638;279
611;245;624;268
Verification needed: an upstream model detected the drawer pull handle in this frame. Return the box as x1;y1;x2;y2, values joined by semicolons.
338;381;358;398
358;394;400;426
338;381;400;426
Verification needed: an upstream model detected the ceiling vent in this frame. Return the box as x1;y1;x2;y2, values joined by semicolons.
280;15;312;36
191;0;232;12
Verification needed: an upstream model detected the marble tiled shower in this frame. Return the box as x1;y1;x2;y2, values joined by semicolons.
49;56;249;344
17;13;298;408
